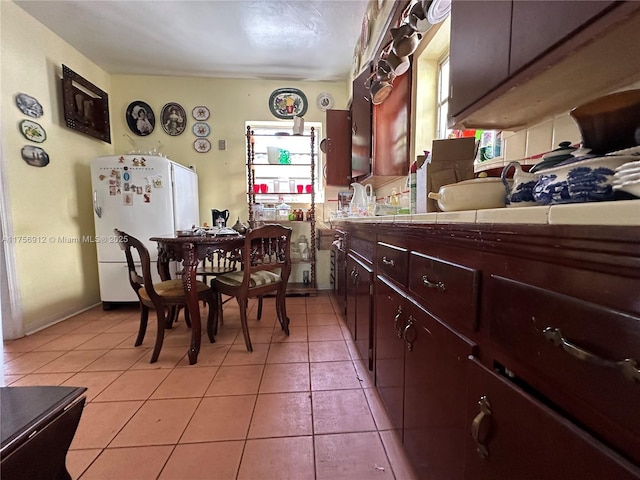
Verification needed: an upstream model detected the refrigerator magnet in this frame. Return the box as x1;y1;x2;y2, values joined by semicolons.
123;192;133;205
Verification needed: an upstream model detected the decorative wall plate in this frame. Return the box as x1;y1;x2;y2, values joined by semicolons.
21;145;49;167
126;100;155;136
194;138;211;153
316;92;334;112
161;102;186;136
192;106;210;121
15;93;43;118
192;122;210;137
19;119;46;143
268;88;308;119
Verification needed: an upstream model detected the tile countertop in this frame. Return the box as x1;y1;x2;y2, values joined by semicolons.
339;199;640;226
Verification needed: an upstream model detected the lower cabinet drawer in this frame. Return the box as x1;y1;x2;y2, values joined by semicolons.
488;275;640;465
408;251;480;331
465;357;640;479
377;242;408;287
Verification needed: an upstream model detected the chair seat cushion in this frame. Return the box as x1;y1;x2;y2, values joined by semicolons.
139;279;210;302
214;270;281;289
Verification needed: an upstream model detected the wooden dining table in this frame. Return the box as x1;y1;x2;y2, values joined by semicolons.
151;233;244;365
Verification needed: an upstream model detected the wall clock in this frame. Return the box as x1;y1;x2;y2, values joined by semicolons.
268;88;308;119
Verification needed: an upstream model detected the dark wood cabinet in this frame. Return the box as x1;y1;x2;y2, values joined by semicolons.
449;0;511;119
346;253;374;370
339;220;640;479
509;1;617;75
374;276;406;436
464;357;640;479
351;66;372;179
448;0;640;128
403;297;474;480
324;109;351;186
331;231;347;317
372;66;411;177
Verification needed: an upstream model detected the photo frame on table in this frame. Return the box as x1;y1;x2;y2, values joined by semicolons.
61;65;111;143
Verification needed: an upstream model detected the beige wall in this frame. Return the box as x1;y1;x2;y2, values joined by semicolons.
1;1;349;335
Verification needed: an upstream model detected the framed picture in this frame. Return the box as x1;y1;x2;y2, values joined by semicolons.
61;65;111;143
161;102;186;136
21;145;50;167
268;88;308;119
125;100;155;136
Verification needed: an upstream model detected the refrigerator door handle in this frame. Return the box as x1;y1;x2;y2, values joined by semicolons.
93;190;102;218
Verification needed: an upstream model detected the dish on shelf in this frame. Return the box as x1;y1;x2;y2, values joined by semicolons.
613;179;640;197
532;155;635;205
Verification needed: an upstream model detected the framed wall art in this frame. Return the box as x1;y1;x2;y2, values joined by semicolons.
161;102;186;136
268;88;308;119
61;65;111;143
125;100;155;136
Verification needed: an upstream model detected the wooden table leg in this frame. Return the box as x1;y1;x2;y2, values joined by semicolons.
182;243;201;365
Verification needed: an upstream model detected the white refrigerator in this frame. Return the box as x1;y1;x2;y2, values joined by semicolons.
91;155;199;307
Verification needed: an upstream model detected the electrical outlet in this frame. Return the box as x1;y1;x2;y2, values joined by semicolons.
218;139;226;150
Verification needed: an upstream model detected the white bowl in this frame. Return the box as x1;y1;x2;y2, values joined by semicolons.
428;177;506;212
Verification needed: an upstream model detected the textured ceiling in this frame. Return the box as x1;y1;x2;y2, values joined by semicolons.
15;0;370;81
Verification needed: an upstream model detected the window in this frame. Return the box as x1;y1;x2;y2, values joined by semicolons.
436;56;451;140
245;121;323;203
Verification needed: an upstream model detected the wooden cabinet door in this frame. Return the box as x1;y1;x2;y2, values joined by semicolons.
325;109;351;186
345;254;359;340
374;275;406;436
372;67;411;176
334;246;346;317
351;66;372;178
464;358;640;480
510;1;617;75
355;260;373;371
449;0;512;118
403;298;474;480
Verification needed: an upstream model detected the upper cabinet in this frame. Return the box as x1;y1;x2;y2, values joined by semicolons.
324;109;352;187
372;65;412;177
352;66;373;179
449;0;640;129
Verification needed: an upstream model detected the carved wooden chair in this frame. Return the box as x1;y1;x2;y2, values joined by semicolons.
196;247;240;323
115;228;217;363
210;224;292;351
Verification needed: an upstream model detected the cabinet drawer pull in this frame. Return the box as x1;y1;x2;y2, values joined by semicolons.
394;306;404;339
382;256;395;267
422;275;445;292
471;395;492;459
403;316;417;352
542;327;640;384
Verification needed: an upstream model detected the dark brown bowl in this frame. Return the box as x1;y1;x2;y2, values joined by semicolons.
570;89;640;154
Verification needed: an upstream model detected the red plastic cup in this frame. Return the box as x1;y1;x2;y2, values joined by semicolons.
253;184;261;193
296;185;304;193
260;183;268;193
305;184;312;193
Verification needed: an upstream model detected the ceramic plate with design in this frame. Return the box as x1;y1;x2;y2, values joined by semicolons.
194;138;211;153
192;106;210;121
268;88;308;119
20;120;46;143
192;122;210;137
316;92;334;112
15;93;44;118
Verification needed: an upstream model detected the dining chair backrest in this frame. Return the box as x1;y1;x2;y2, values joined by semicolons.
114;228;161;305
240;224;292;291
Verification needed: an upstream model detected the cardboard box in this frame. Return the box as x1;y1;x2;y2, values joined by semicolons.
416;137;477;213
